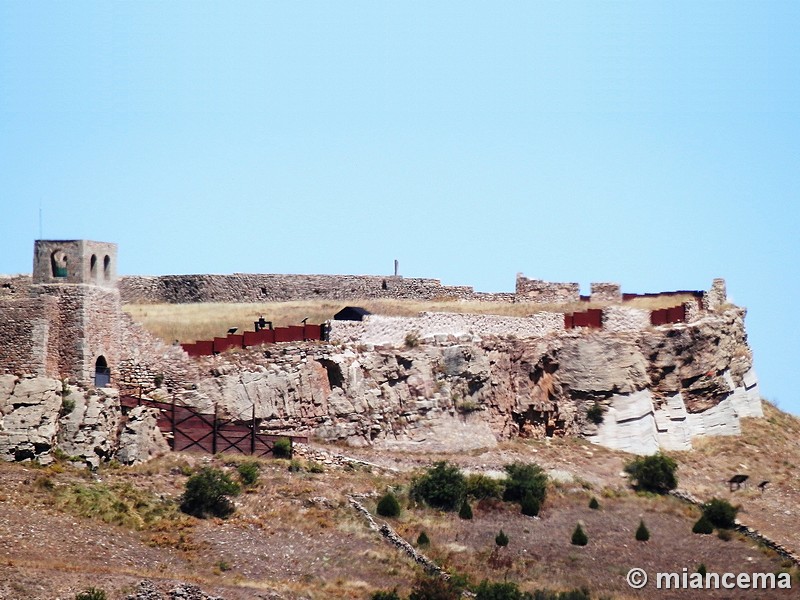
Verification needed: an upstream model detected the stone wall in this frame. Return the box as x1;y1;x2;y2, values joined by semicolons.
601;306;652;333
29;284;123;384
328;311;566;346
0;275;32;299
590;282;621;303
0;296;57;377
515;274;580;304
704;277;728;310
119;274;480;304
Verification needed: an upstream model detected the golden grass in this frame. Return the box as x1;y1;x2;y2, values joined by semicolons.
123;294;696;343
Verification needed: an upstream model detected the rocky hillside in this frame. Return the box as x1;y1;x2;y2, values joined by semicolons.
184;306;760;455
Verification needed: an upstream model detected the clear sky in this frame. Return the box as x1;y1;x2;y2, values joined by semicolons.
1;2;798;413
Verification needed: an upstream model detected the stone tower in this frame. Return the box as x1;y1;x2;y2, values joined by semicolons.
31;240;121;386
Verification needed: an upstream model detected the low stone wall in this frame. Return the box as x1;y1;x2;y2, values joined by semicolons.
515;274;580;304
119;273;480;304
328;311;565;346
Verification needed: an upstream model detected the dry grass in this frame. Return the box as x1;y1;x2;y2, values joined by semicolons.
123;294;696;343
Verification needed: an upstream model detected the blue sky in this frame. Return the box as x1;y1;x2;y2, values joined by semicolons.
1;2;798;413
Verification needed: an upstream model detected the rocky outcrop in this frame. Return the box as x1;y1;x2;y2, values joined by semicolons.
0;375;166;466
57;386;121;468
186;307;761;454
0;375;61;463
116;405;170;465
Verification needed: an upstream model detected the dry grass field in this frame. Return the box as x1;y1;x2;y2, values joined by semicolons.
123;294;697;344
1;408;798;599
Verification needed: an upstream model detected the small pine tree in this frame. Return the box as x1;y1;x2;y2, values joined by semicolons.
417;531;430;546
588;497;600;510
571;524;588;546
692;514;714;534
459;499;473;520
237;461;260;487
635;519;650;541
495;529;509;547
697;563;708;576
75;589;106;600
520;491;540;516
702;498;738;529
376;492;401;518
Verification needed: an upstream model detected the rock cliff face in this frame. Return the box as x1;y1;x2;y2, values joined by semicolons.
0;376;167;466
189;307;762;454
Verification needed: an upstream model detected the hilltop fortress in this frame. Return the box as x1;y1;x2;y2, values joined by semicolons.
0;240;762;465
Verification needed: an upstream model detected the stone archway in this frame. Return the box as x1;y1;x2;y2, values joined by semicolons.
94;355;111;387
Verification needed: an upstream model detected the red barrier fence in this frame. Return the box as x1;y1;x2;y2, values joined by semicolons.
564;305;688;330
181;323;324;357
119;389;307;458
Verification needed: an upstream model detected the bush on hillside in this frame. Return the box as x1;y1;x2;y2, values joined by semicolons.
475;580;531;600
459;499;473;520
702;498;738;529
272;437;292;458
588;497;600;510
180;467;240;519
520;492;540;517
408;575;462;600
237;461;260;487
377;492;402;518
571;524;588;546
495;529;509;547
410;461;466;511
466;473;505;500
417;531;430;546
692;514;714;534
502;462;548;505
635;519;650;541
623;453;678;493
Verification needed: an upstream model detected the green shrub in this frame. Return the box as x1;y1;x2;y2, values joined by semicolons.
180;467;240;519
588;497;600;510
623;453;678;493
410;461;466;511
697;563;708;576
237;461;260;487
717;528;733;541
371;591;401;600
60;396;76;417
75;589;106;600
635;519;650;541
307;461;325;473
692;514;714;534
272;437;292;458
405;331;420;348
571;524;588;546
459;499;473;520
702;498;738;529
466;473;505;500
528;590;590;600
586;402;605;425
495;529;509;547
408;575;461;600
377;492;401;518
287;459;304;472
502;462;547;506
417;531;430;546
475;580;530;600
520;491;540;517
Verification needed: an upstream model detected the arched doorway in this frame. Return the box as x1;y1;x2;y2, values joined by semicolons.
94;356;111;387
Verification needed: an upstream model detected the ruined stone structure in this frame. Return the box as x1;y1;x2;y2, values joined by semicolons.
0;239;763;463
0;240;122;386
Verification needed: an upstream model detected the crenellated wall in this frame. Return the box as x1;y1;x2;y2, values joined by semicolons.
515;274;580;304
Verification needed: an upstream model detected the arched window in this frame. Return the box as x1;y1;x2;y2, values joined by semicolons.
90;254;98;278
103;255;111;280
94;355;110;387
51;250;68;278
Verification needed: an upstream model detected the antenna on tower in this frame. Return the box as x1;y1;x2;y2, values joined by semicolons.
38;199;43;239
